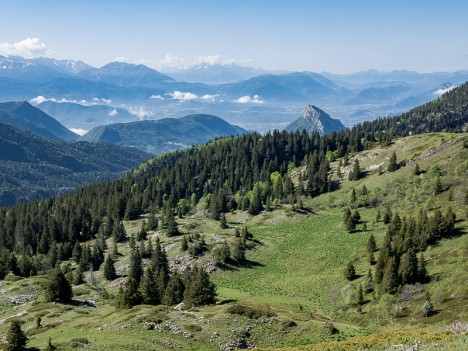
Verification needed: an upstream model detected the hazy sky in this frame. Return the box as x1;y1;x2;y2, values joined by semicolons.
1;0;467;73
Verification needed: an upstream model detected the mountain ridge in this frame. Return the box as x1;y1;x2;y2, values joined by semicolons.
286;105;346;135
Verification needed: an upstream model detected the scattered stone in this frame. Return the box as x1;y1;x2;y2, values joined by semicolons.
7;294;36;306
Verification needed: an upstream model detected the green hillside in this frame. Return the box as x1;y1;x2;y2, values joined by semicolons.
79;114;248;154
0;132;466;351
0;123;150;206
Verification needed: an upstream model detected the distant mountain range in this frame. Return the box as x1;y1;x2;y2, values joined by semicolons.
0;122;149;206
286;105;346;135
0;101;78;141
166;63;270;84
0;55;467;133
80;114;248;154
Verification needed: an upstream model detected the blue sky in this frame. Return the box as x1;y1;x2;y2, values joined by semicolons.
1;0;467;73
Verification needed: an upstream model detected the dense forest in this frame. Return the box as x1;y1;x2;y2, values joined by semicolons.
0;83;466;283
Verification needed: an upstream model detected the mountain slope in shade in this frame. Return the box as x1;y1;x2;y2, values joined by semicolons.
80;114;248;154
0;122;149;206
0;101;78;141
286;105;346;136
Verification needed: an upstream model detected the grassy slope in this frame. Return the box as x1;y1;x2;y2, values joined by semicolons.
0;133;466;351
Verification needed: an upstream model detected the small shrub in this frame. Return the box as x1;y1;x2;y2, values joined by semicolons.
323;321;339;335
422;300;434;317
226;304;275;319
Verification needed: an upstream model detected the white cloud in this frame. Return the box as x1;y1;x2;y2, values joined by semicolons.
29;96;88;105
201;94;218;101
29;95;47;104
169;91;198;101
128;106;151;120
195;55;222;65
108;109;118;116
70;128;88;136
150;94;164;100
234;95;264;104
0;38;54;58
158;53;187;70
434;86;456;96
93;97;112;104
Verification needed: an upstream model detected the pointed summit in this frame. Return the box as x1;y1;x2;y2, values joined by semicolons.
285;105;346;136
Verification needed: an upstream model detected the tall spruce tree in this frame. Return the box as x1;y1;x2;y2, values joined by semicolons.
103;254;117;280
45;268;73;303
183;266;216;307
387;151;398;172
6;319;28;351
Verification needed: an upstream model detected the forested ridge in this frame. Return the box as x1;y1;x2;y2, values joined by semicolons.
0;83;467;259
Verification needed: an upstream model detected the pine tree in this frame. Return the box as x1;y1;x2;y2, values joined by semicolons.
72;267;84;285
352;209;361;224
387;151;398;172
375;209;381;222
248;183;264;215
367;234;377;253
117;277;142;308
181;235;188;251
343;207;351;226
434;176;443;195
414;163;421;175
166;209;179;237
232;238;246;262
344;261;356;281
365;268;374;293
45;268;73;303
350;188;357;204
183;266;216;307
380;256;399;294
140;266;160;305
220;213;227;229
346;216;356;233
348;159;361;181
418;254;428;283
6;319;28;351
162;272;185;306
128;248;143;284
382;206;392;224
103;254;117;280
113;220;127;243
356;284;364;306
400;249;418;285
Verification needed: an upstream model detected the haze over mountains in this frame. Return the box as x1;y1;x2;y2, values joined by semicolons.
1;54;467;133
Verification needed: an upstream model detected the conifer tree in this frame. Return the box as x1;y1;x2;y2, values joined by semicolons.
343;207;351;226
418;253;428;283
140;266;160;305
45;268;73;303
381;256;399;294
344;261;356;281
181;235;188;251
117;277;142;308
375;209;381;222
367;234;377;253
6;319;28;351
166;209;179;237
365;268;374;293
163;272;185;306
128;248;143;284
103;254;117;280
348;159;361;181
113;220;127;243
382;206;392;224
399;249;418;285
414;163;421;175
356;284;364;306
183;266;216;307
232;238;246;262
248;183;264;215
72;267;84;285
346;216;356;233
220;213;227;229
387;151;398;172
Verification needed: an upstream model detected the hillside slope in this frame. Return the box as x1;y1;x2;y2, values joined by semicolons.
0;123;149;206
0;133;465;351
0;101;78;141
80;114;248;154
